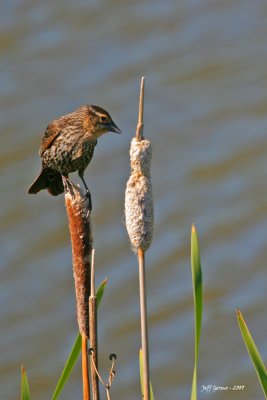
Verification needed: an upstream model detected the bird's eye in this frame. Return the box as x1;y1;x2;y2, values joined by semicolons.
100;116;107;123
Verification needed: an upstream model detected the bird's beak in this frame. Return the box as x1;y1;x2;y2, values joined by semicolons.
109;121;122;134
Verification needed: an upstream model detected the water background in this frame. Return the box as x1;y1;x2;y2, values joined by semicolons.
1;1;267;399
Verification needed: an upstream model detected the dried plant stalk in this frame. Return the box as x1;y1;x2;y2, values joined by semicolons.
89;250;100;400
82;334;90;400
136;76;145;141
138;247;150;400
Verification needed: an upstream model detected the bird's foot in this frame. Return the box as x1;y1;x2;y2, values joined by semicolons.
80;177;92;211
62;175;75;196
85;190;92;211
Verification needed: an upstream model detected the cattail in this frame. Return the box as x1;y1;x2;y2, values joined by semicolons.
125;137;153;251
125;77;153;400
64;181;92;337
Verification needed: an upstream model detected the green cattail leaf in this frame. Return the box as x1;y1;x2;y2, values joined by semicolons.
237;308;267;398
52;279;107;400
21;365;31;400
190;225;203;400
139;349;155;400
96;277;107;308
52;333;82;400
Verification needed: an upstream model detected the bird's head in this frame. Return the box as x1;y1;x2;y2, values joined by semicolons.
85;105;121;138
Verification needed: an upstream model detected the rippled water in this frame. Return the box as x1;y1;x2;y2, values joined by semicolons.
2;1;267;399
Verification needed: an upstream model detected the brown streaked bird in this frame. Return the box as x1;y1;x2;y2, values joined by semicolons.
28;105;121;196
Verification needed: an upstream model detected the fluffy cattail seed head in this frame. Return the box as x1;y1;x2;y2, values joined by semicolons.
125;137;153;252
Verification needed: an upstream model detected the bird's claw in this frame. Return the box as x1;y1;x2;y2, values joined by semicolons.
85;190;92;211
62;176;75;196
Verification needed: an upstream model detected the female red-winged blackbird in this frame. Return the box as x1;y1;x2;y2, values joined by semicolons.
28;105;121;196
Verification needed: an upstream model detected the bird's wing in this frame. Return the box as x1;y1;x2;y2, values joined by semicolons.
39;121;62;156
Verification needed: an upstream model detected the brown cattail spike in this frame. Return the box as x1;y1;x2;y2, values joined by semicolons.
64;178;92;337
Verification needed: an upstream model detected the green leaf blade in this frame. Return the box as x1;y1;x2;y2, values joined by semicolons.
52;279;107;400
96;278;107;308
190;224;203;400
237;308;267;398
21;365;31;400
52;333;82;400
139;349;155;400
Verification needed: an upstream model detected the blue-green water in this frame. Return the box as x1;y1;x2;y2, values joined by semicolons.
1;1;267;399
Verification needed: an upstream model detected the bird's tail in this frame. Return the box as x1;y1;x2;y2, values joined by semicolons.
28;168;65;196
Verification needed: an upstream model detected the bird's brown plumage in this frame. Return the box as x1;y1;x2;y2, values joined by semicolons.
28;105;121;196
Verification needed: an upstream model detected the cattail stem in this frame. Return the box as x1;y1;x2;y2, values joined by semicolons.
136;77;145;141
89;250;100;400
64;178;92;400
136;79;150;400
125;77;153;400
82;335;90;400
138;248;150;400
